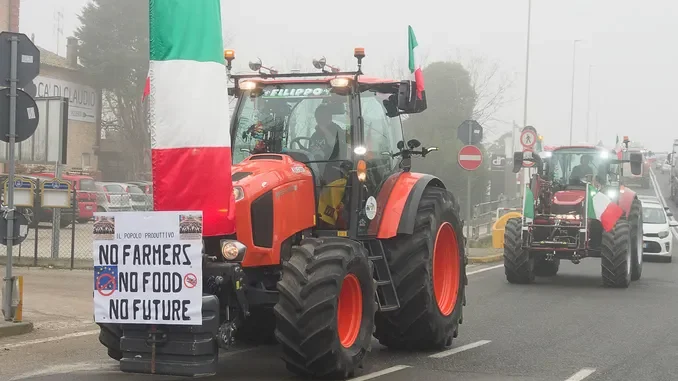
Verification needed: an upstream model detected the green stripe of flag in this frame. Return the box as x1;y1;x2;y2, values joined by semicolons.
149;0;225;63
408;25;418;73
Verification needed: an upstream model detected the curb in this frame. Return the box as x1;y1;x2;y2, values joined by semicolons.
0;321;34;338
468;254;503;264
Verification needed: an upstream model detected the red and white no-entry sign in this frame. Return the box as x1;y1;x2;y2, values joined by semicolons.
522;147;535;167
458;145;483;171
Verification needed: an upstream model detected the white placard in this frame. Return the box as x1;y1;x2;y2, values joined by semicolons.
11;188;33;207
92;211;204;325
34;76;97;123
41;190;70;208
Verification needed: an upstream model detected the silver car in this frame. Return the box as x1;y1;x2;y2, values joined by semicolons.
125;183;151;211
95;182;133;212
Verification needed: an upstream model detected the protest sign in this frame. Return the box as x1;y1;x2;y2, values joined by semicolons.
92;211;203;325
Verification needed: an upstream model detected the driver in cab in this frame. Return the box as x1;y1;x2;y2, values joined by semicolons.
309;104;344;160
570;154;594;183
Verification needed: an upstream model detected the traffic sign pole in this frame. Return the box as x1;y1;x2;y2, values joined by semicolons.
467;122;472;257
3;36;18;321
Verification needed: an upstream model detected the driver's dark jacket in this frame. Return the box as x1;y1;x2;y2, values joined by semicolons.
309;122;343;160
570;164;593;179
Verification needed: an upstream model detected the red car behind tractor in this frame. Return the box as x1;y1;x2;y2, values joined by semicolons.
505;138;644;288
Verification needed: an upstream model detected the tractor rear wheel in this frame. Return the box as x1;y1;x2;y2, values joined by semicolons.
374;187;466;350
629;197;643;281
503;218;534;284
274;237;376;378
533;257;559;277
98;323;122;361
601;219;632;288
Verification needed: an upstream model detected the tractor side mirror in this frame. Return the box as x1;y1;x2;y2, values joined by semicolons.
512;151;524;173
397;80;427;114
629;152;643;175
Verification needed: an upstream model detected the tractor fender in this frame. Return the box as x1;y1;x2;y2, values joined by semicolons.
618;186;637;217
372;172;445;239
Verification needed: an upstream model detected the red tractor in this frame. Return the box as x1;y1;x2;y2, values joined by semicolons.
99;49;467;379
504;140;644;287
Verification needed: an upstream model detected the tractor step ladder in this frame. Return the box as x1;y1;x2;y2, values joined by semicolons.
364;239;400;312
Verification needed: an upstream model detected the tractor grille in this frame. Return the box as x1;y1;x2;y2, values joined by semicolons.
251;190;273;248
643;241;662;253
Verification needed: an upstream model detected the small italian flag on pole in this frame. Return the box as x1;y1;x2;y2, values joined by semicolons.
149;0;235;236
523;186;535;223
407;25;425;100
586;184;623;232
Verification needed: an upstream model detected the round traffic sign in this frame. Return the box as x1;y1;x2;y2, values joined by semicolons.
458;145;483;171
520;129;537;148
522;148;535;167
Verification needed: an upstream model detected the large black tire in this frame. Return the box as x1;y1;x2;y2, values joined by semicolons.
601;219;632;288
274;237;376;379
374;187;466;350
98;323;122;360
503;218;534;283
533;257;560;277
628;197;643;281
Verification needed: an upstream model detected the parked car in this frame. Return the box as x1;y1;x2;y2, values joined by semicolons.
34;172;98;223
127;181;153;209
0;174;76;228
125;183;150;211
95;182;133;212
641;198;678;262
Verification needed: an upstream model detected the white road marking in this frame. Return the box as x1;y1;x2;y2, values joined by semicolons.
1;329;99;349
429;339;491;359
467;264;503;276
564;367;596;381
349;365;411;381
9;361;118;381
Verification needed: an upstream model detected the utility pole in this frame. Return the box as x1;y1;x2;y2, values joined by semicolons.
585;65;593;143
53;10;64;55
568;39;582;145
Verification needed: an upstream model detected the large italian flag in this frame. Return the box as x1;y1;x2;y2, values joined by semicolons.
408;25;425;100
586;184;623;232
148;0;235;236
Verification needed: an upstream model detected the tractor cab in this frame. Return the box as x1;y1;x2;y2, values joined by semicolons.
225;48;433;236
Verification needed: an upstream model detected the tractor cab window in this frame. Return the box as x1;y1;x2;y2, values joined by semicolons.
550;149;609;187
360;91;404;190
232;84;350;164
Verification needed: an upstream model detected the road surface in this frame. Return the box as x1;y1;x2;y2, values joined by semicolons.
2;171;678;381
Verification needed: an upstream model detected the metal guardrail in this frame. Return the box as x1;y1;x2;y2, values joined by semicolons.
469;197;521;240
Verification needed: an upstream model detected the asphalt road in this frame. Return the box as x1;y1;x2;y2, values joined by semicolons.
3;171;678;381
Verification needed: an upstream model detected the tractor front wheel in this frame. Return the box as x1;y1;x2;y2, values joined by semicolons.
601;219;632;288
274;237;376;379
629;198;643;281
503;218;534;283
374;187;466;350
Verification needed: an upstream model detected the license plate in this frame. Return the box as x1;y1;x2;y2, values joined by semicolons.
86;206;92;210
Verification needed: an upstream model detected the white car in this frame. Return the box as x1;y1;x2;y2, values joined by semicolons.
641;199;678;262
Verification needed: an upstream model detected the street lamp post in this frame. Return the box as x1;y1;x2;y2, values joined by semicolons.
568;39;582;145
585;64;593;143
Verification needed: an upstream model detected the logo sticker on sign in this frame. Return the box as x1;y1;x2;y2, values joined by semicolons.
92;211;204;325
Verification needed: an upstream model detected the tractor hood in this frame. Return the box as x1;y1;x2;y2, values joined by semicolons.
231;154;312;191
552;190;586;205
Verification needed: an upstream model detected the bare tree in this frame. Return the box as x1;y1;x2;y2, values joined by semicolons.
448;49;518;129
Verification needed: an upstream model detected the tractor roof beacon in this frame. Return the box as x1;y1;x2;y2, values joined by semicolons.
102;49;468;379
504;137;645;288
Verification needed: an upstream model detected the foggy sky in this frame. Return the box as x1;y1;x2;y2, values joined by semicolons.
18;0;678;152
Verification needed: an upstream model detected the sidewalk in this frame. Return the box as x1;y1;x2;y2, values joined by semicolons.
0;266;95;341
467;247;503;264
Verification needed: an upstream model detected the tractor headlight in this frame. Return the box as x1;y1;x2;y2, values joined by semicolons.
220;239;246;261
658;230;670;239
606;189;618;200
330;77;350;87
233;186;245;202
